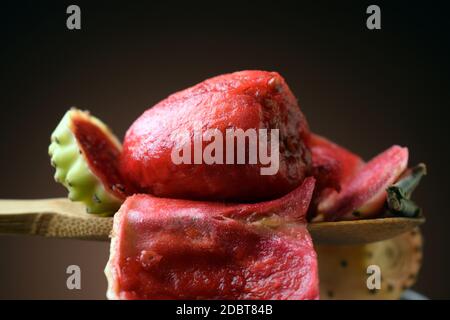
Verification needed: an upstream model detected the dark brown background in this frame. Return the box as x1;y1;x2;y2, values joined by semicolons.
1;0;449;299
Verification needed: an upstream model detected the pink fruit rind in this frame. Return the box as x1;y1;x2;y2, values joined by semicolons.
318;145;408;221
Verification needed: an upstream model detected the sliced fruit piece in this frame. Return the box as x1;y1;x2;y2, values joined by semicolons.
308;133;364;192
307;133;364;220
318;145;408;221
105;179;318;300
317;229;423;300
49;108;131;215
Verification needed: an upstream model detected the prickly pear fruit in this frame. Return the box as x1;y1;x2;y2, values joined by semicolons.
318;145;408;221
120;70;312;202
316;228;423;300
105;178;318;300
49;109;132;215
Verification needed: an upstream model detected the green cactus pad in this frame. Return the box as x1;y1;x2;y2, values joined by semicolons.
49;108;128;215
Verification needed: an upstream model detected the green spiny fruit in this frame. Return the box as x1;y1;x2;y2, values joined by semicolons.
49;108;125;215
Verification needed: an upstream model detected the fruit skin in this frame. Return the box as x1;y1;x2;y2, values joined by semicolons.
49;109;126;215
318;145;409;221
120;70;311;202
105;178;318;300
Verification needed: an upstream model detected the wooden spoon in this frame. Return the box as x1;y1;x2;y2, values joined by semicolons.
0;198;112;241
308;217;425;244
0;198;425;244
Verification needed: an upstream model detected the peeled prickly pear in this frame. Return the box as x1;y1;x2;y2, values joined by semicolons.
49;109;132;215
105;177;318;300
120;70;312;202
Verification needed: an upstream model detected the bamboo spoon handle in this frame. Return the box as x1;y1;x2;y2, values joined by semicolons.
0;198;112;240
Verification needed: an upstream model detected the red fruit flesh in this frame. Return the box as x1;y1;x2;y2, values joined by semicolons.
71;114;133;199
308;133;364;192
105;178;318;300
318;145;408;221
120;70;311;202
306;134;363;220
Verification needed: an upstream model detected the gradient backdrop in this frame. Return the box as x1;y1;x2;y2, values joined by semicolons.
1;0;449;299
